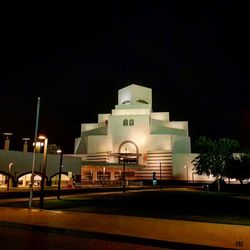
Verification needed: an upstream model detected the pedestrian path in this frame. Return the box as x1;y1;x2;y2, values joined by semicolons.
0;207;249;249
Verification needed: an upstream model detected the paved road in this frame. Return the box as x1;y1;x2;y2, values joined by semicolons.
0;207;249;249
0;225;168;250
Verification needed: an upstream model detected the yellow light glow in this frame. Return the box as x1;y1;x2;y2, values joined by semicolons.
38;135;47;140
57;149;62;154
32;142;44;146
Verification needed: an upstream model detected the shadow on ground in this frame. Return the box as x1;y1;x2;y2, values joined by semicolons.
2;189;250;226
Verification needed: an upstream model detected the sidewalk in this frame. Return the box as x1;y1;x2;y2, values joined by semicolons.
0;207;249;249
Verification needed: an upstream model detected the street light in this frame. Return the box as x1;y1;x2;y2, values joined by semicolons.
184;165;188;184
123;155;126;193
7;162;13;191
122;148;128;193
3;132;13;151
103;167;106;187
28;96;40;208
22;138;30;152
39;135;48;209
159;162;162;192
57;148;63;200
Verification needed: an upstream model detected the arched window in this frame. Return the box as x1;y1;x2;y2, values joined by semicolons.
122;100;131;105
123;119;128;126
129;119;134;126
137;99;148;104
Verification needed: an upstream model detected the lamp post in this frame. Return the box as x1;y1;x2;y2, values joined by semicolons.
103;167;105;187
123;155;126;193
3;132;13;151
7;163;13;191
39;135;48;209
122;148;129;193
159;162;162;192
22;138;30;152
57;148;63;200
28;97;40;208
184;165;188;184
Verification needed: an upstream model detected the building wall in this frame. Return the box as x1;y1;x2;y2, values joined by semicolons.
108;114;150;164
112;108;150;115
81;123;98;132
118;84;152;105
87;135;112;154
0;150;82;180
171;136;191;153
149;135;171;151
172;153;214;182
150;112;169;122
98;114;110;123
169;121;189;135
74;84;194;181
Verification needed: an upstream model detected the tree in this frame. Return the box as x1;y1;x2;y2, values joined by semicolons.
224;154;250;184
192;136;240;191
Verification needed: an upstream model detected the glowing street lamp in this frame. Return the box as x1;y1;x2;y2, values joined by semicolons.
122;148;129;193
57;148;63;200
123;156;126;193
103;167;106;187
3;132;13;151
184;165;188;184
39;135;48;208
7;162;13;191
22;138;30;152
159;162;162;192
32;141;44;153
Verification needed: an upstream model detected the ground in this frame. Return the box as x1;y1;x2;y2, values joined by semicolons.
2;187;250;226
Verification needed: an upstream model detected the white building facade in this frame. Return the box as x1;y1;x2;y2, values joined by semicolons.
75;84;209;183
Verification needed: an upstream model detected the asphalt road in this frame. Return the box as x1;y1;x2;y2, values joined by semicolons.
1;188;250;249
0;225;170;250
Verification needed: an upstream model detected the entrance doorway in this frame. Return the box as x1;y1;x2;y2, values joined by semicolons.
118;140;140;164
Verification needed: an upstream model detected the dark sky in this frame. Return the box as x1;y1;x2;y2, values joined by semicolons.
1;2;250;153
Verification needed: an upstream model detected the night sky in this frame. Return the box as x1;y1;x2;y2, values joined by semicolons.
1;2;250;153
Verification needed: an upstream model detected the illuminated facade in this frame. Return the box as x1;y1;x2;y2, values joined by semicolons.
75;84;194;182
0;149;82;188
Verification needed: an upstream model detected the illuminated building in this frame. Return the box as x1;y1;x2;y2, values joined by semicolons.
75;84;204;183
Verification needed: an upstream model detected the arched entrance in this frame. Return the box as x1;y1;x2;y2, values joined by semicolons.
0;171;12;188
18;173;42;187
51;172;70;186
118;140;140;164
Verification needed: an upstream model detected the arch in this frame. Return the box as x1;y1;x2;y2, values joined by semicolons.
137;99;148;104
118;140;140;164
0;170;13;178
50;171;69;180
0;171;14;186
17;172;44;187
122;100;131;105
50;172;70;186
129;119;134;126
17;171;43;179
118;140;139;154
123;119;128;126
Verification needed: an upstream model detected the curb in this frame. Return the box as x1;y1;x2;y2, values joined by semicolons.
0;221;235;250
